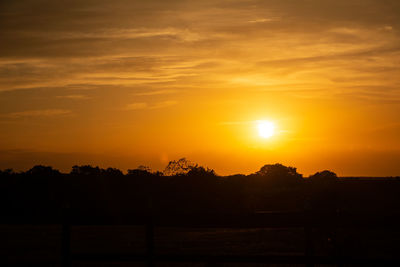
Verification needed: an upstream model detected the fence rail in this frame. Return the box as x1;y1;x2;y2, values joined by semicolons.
53;211;400;267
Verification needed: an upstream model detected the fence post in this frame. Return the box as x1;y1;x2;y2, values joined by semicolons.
305;226;314;267
146;195;155;267
61;206;71;267
146;218;155;267
332;228;344;267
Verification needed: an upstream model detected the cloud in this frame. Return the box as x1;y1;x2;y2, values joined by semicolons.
247;18;276;23
56;94;91;99
125;100;177;110
1;0;399;102
3;109;72;118
149;100;177;109
382;25;393;31
125;102;148;110
134;89;177;96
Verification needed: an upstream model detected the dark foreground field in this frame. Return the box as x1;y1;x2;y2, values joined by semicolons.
3;223;400;266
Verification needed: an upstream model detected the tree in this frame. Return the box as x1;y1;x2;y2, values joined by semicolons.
137;165;152;172
254;163;303;185
163;158;196;176
127;166;152;176
102;167;123;177
0;168;14;176
70;165;101;176
186;166;216;177
26;165;60;176
308;170;337;184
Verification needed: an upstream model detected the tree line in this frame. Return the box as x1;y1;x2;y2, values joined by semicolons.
2;158;399;223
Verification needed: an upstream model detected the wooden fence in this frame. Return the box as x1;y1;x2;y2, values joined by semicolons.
57;211;400;267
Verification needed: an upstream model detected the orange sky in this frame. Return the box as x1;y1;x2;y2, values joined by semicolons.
1;0;400;176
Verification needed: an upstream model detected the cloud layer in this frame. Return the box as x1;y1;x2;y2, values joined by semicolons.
0;0;399;175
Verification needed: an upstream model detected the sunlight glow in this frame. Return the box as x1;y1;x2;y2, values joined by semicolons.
257;121;275;139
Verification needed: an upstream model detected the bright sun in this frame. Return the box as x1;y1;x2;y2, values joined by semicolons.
257;121;275;139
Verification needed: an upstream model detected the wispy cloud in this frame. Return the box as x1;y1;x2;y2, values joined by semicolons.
2;109;72;118
125;100;177;110
56;94;91;99
150;100;177;109
134;89;178;96
248;18;277;23
125;102;148;110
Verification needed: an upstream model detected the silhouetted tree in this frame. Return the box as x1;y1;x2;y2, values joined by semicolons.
186;166;216;177
308;170;337;184
163;158;196;176
127;166;152;176
138;165;152;172
254;163;303;186
101;167;123;177
0;168;14;176
70;165;101;176
256;163;299;177
26;165;60;176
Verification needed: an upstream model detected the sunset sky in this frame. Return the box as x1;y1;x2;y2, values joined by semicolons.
1;0;400;176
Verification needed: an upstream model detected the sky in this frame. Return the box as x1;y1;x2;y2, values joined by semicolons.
0;0;400;176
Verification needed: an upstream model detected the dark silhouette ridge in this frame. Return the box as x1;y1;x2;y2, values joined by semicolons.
1;159;400;222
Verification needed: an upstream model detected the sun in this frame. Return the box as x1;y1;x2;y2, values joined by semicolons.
257;121;275;139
